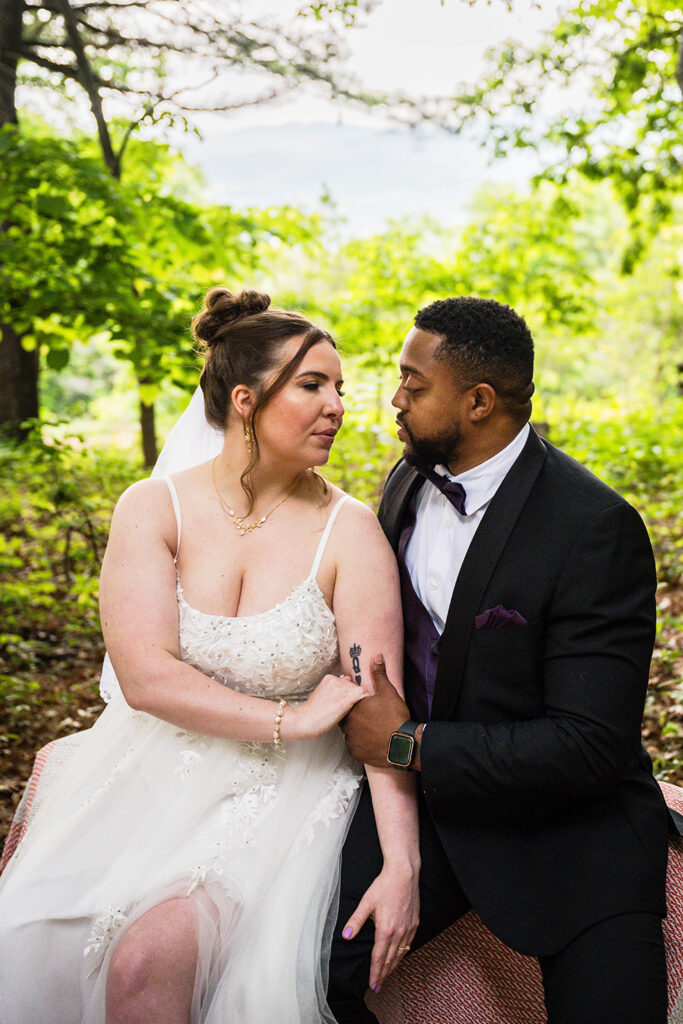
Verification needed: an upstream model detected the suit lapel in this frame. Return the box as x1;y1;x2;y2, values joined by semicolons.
430;428;548;721
378;460;423;551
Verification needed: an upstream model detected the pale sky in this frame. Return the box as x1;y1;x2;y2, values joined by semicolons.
221;0;563;125
176;0;565;232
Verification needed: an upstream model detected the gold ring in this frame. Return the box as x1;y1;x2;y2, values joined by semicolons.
398;945;411;952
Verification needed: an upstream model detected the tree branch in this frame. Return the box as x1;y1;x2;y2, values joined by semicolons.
113;107;146;165
73;1;150;9
53;0;120;176
18;51;80;79
160;81;296;113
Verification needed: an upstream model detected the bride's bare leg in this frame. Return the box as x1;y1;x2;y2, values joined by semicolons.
105;896;199;1024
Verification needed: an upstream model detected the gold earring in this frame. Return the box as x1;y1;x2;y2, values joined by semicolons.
244;421;253;457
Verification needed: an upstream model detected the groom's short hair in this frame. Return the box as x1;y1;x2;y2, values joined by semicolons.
414;297;535;422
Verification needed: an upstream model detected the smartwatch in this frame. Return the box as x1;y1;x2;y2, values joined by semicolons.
387;720;421;769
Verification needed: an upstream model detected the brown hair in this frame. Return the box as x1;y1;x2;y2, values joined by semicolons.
192;287;335;510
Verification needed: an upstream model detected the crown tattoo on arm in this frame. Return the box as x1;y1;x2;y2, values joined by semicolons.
349;643;362;684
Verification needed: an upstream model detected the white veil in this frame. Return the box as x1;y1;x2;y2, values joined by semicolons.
99;386;224;702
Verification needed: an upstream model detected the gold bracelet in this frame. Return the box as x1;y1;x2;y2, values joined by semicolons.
272;699;286;747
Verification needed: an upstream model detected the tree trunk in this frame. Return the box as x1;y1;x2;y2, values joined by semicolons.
0;0;23;126
140;400;157;468
0;1;37;437
0;325;39;436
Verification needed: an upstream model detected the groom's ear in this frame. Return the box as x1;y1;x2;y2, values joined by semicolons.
468;382;496;421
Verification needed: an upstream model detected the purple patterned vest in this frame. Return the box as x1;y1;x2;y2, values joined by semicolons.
397;491;440;721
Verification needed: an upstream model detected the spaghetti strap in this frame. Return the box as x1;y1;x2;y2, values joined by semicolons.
309;494;349;581
163;476;182;560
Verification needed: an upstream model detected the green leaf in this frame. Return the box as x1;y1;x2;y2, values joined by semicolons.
138;383;159;405
45;347;70;370
36;194;71;218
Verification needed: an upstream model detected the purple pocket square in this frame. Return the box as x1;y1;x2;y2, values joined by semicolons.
475;604;528;630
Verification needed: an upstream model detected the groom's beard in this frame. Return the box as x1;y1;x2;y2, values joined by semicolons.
398;417;464;470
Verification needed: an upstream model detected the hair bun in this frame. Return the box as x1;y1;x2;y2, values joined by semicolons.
193;288;271;347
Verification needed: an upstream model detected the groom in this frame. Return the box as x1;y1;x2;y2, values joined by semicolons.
328;297;672;1023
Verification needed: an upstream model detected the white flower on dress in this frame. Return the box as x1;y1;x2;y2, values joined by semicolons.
174;748;204;781
84;905;128;969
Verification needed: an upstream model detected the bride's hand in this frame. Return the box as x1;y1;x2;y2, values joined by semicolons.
281;674;367;741
341;863;420;991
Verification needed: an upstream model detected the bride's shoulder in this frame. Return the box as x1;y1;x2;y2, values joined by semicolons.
114;462;210;519
322;483;385;543
109;477;177;542
318;485;394;581
114;476;171;513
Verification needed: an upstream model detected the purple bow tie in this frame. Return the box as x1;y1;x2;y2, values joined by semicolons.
415;465;467;515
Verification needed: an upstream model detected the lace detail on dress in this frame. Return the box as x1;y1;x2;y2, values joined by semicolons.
185;742;283;893
222;742;281;843
174;731;209;781
177;576;341;700
186;859;243;899
84;906;128;971
169;542;349;906
175;748;204;781
57;745;136;838
293;765;362;854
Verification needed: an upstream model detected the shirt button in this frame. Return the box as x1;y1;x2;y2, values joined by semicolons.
429;580;438;591
444;519;452;529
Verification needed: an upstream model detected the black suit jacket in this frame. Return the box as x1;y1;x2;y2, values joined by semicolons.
378;427;672;956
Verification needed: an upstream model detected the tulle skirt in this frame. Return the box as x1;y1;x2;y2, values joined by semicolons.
0;695;362;1023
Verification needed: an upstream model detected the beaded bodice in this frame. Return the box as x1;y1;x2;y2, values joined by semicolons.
177;575;341;701
166;477;348;702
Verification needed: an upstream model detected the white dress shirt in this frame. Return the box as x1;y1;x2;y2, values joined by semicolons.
405;423;530;633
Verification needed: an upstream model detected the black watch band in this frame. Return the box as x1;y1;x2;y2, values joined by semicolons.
386;719;421;769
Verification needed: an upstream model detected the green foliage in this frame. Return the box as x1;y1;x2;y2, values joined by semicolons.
287;180;613;381
9;123;677;447
548;400;683;584
1;122;323;423
450;0;683;260
0;425;138;733
0;124;133;356
325;364;401;503
304;218;453;368
298;0;377;27
454;182;609;332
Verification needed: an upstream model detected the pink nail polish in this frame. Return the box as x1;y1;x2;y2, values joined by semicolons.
372;984;382;993
342;926;353;939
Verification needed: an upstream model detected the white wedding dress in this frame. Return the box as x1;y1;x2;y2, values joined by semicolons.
0;482;362;1024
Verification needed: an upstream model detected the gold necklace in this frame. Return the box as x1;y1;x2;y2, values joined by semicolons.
211;457;296;536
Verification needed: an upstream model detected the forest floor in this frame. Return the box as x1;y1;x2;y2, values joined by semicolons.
2;581;682;845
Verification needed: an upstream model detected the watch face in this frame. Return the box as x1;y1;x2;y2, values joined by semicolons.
387;732;414;767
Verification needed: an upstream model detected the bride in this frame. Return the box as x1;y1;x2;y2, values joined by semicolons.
0;288;419;1024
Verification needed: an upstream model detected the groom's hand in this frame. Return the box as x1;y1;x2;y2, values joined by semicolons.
341;656;410;768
